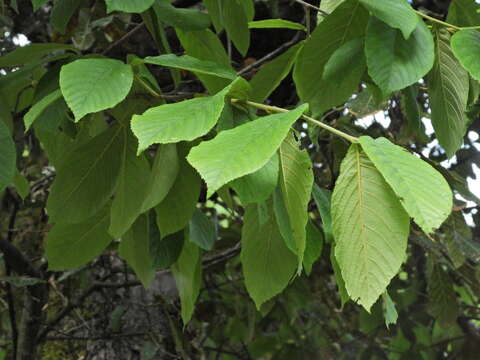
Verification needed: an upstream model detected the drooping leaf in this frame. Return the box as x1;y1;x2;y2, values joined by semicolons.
248;19;306;31
0;43;77;68
155;155;201;238
294;0;369;116
348;85;387;118
223;0;250;56
303;221;324;275
428;264;459;327
131;82;232;154
119;215;155;287
13;171;29;200
332;144;410;311
24;89;62;130
359;0;419;39
155;0;211;31
51;0;84;34
187;105;308;197
150;227;185;270
60;58;134;121
46;125;123;224
447;0;480;27
141;144;179;212
365;17;434;94
330;246;349;307
176;28;232;94
188;209;216;251
451;29;480;82
241;203;297;309
428;27;469;158
315;37;366;115
143;54;237;80
312;185;333;243
230;153;279;205
172;241;202;324
46;209;113;270
277;133;314;268
358;136;452;233
203;0;224;33
109;129;151;238
105;0;155;13
0;117;16;193
382;292;398;329
249;42;303;103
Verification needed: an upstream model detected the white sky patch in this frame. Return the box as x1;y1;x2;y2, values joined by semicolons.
354;110;391;128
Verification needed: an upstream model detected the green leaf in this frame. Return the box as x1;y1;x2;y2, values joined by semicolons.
223;0;250;56
248;19;306;31
451;29;480;82
294;0;369;116
332;144;410;311
277;133;313;268
51;0;84;34
303;221;324;275
176;28;232;94
358;136;452;233
32;0;49;11
188;209;216;251
172;241;202;324
46;209;113;270
359;0;419;39
365;17;434;94
311;184;333;244
143;54;236;80
131;83;232;154
13;171;29;200
155;155;201;238
24;89;62;130
230;153;279;205
330;246;349;307
109;129;151;238
155;0;211;31
150;227;185;269
203;0;224;33
60;59;133;121
188;105;308;197
141;144;179;212
429;27;469;158
241;203;297;309
0;117;16;193
316;37;366;115
382;292;398;329
348;85;387;118
249;42;303;103
119;215;155;287
428;264;459;327
105;0;155;13
447;0;480;27
0;43;77;67
46;125;123;224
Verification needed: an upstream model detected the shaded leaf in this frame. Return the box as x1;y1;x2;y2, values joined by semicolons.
223;0;250;56
241;203;297;309
24;89;62;130
365;17;434;94
248;19;306;31
429;27;469;157
46;209;113;270
105;0;155;13
119;215;155;287
311;184;333;243
303;221;324;275
188;209;216;251
0;117;16;193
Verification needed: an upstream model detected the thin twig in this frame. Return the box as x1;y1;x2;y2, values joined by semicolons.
294;0;329;16
237;33;302;76
102;22;146;55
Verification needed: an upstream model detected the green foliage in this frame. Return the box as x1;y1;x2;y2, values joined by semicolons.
60;58;133;121
332;144;410;310
2;0;480;356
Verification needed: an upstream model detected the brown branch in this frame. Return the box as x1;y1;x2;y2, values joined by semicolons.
101;22;146;56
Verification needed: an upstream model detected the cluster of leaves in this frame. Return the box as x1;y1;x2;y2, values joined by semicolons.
1;0;480;358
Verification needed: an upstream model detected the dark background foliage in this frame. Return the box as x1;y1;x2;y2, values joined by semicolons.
1;0;480;359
